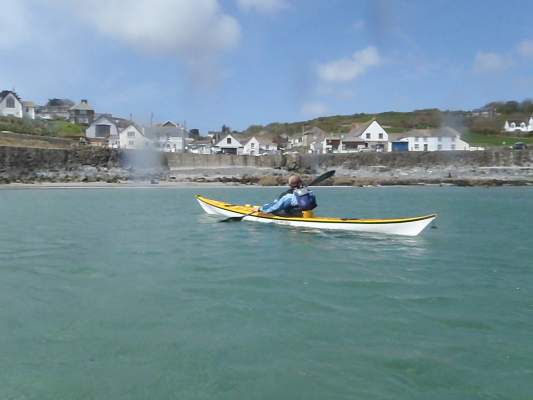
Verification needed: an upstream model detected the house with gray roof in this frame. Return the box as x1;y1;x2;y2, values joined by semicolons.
0;90;24;118
391;127;470;152
69;99;95;125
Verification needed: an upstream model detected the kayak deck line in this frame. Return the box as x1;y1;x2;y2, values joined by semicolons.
195;195;436;225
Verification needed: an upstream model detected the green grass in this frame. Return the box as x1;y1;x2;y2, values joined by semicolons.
462;130;533;147
0;116;85;137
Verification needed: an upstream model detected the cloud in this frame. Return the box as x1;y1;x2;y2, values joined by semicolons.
317;46;381;83
57;0;240;61
236;0;289;13
473;51;508;73
301;102;328;118
517;40;533;58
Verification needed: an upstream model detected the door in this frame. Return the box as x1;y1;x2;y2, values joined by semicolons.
424;144;428;151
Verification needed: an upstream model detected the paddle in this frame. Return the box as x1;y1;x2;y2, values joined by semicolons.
220;170;335;222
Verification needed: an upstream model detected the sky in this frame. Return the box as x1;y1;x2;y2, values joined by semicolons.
2;0;533;132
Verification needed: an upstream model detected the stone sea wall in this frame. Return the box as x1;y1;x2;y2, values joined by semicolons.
1;145;533;185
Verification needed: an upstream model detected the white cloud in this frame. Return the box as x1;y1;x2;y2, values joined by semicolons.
317;46;381;83
237;0;289;13
301;102;328;118
57;0;240;60
517;40;533;58
0;2;31;49
473;51;508;73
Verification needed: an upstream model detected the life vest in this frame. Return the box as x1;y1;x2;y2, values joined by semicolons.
293;188;317;211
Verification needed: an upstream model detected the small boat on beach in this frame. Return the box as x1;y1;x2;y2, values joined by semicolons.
196;195;436;236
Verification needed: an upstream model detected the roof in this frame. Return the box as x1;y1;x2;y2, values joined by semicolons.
245;136;276;146
70;100;94;111
119;122;144;134
399;126;462;139
0;90;22;103
22;101;35;107
347;120;375;137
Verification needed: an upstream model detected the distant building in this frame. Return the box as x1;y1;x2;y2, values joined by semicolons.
188;138;214;154
242;136;278;155
503;118;533;133
144;120;188;152
213;134;243;154
36;98;74;120
393;127;470;151
69;99;95;125
119;123;152;150
22;101;36;119
85;115;119;146
0;90;23;118
340;120;389;152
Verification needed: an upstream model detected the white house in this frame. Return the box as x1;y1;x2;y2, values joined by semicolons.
22;101;35;119
188;138;213;154
0;90;23;118
85;115;119;146
214;134;243;154
144;121;187;152
503;118;533;133
337;120;389;152
397;127;470;151
119;124;152;150
242;136;278;155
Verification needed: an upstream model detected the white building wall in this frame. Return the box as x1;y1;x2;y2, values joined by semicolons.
242;137;260;155
161;137;185;152
407;136;469;151
360;121;389;142
0;93;23;118
22;105;35;119
119;126;151;149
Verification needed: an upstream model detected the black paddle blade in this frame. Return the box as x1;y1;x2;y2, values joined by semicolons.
307;170;335;186
219;216;246;222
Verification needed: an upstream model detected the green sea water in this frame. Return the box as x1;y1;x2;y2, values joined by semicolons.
0;186;532;400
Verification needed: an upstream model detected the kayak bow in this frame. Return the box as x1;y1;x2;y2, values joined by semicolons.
196;195;436;236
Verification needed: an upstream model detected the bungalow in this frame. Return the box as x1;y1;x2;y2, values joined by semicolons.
242;136;278;155
394;127;470;151
322;137;341;153
341;120;389;152
119;123;152;150
0;90;23;118
503;118;533;133
69;99;95;125
214;134;243;155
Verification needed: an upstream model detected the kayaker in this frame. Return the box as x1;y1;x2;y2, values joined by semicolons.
258;174;317;216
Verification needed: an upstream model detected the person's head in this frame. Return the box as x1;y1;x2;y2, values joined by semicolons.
288;174;302;189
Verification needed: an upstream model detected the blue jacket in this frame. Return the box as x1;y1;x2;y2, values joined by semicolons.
260;193;299;214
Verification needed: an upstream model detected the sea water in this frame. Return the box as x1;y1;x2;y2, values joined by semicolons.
0;186;532;399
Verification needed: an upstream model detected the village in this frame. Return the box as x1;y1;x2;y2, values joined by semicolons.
1;89;532;157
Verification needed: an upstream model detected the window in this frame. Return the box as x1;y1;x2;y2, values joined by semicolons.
226;137;231;144
6;97;15;108
415;137;419;142
128;131;135;137
95;124;111;138
437;144;442;150
366;133;371;139
251;142;255;148
438;136;442;142
423;137;428;142
378;133;383;139
414;144;419;149
128;140;135;146
451;144;456;150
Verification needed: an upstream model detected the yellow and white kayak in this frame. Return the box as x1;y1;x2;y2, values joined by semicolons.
196;195;436;236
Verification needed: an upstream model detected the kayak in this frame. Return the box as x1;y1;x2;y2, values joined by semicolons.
196;195;436;236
